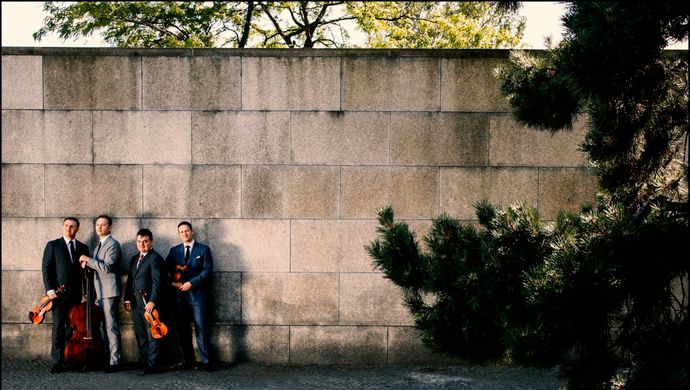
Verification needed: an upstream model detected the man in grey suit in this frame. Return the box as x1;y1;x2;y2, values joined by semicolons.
79;215;122;373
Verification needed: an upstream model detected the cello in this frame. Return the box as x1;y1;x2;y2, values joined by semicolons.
64;268;106;371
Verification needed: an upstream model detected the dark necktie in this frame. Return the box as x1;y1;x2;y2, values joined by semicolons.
69;240;76;264
137;253;144;269
184;245;190;264
95;241;102;257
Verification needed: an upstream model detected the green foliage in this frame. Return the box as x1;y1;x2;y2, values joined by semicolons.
496;2;688;206
367;202;552;363
347;1;524;48
33;1;525;49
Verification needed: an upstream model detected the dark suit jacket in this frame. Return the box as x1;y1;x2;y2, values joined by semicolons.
42;237;89;305
124;250;166;309
165;242;213;305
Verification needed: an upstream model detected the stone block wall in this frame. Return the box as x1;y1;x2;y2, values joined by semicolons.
1;47;597;364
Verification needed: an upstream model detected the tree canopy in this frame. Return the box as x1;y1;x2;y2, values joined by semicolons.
33;1;525;49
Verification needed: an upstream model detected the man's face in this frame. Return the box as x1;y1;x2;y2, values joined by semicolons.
95;217;112;238
178;225;194;244
136;235;153;254
63;219;79;240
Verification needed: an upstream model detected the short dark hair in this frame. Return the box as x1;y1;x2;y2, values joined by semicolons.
178;221;193;230
64;217;80;228
96;215;112;226
137;228;153;241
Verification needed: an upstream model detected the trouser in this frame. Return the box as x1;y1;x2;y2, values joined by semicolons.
96;296;121;366
176;300;211;364
132;307;160;368
50;303;71;365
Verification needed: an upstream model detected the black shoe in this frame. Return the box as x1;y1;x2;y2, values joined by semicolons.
50;364;64;374
183;361;197;370
143;366;160;375
202;363;214;372
104;364;120;373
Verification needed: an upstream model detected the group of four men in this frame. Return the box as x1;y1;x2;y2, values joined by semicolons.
41;216;214;375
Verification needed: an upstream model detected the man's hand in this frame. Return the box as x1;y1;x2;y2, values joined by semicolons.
179;282;192;292
124;302;132;312
79;255;89;269
47;291;57;300
145;301;155;314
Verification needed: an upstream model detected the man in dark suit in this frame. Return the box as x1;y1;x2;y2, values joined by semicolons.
42;217;89;373
124;228;166;375
165;221;214;371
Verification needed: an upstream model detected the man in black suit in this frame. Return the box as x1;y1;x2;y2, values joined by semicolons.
42;217;89;373
124;228;166;375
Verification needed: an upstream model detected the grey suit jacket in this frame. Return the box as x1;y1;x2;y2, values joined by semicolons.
85;235;122;299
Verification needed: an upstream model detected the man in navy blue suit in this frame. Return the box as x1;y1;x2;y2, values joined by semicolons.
166;221;214;371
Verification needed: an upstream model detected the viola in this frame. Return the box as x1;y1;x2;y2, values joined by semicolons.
64;268;105;371
139;290;168;339
28;285;66;325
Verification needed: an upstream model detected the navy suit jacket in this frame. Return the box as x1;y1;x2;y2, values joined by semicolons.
165;242;213;305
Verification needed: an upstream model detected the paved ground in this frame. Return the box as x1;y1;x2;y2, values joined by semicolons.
2;359;564;389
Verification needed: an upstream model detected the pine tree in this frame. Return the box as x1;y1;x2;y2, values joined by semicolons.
368;2;687;388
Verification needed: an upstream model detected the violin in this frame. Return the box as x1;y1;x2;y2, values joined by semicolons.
28;285;66;325
139;290;168;339
64;268;105;371
171;264;188;283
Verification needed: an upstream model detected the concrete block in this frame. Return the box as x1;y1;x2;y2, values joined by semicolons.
209;272;242;324
200;219;290;272
242;273;339;325
340;166;439;219
343;57;440;111
388;326;459;364
212;325;289;363
44;165;143;217
2;270;44;323
143;57;190;110
291;111;389;165
243;166;339;218
93;111;191;164
242;56;340;110
339;273;414;326
1;55;42;109
1;110;92;163
1;324;51;360
1;164;44;217
191;56;241;110
441;57;510;112
290;219;379;273
143;165;241;218
1;217;94;272
440;167;539;220
44;56;141;110
391;112;489;165
489;114;590;166
538;168;599;220
192;111;290;164
290;326;387;364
